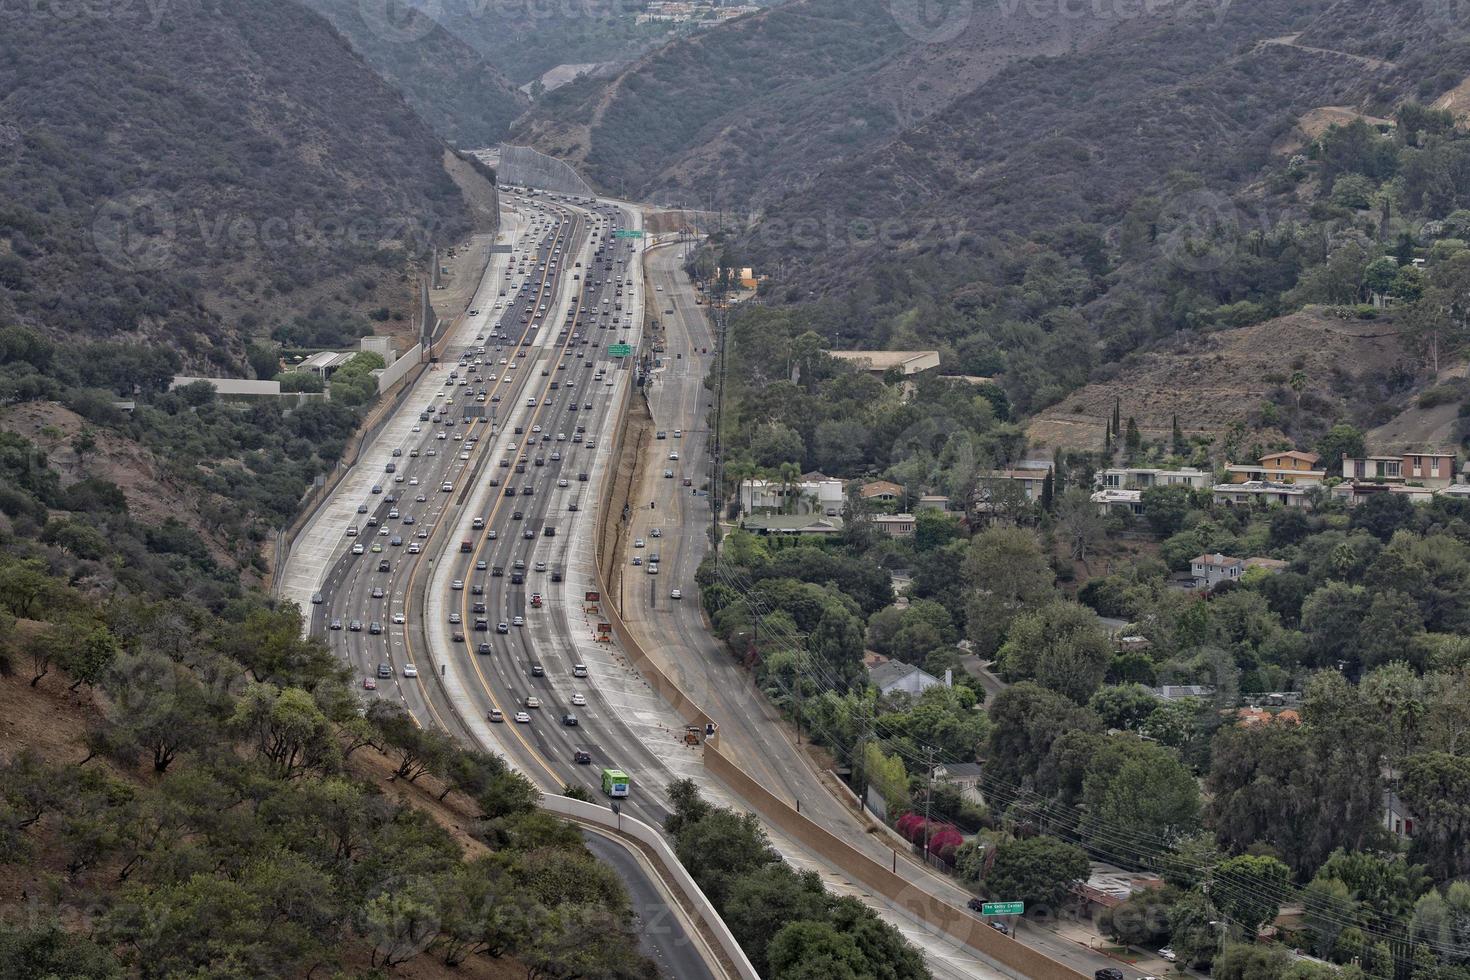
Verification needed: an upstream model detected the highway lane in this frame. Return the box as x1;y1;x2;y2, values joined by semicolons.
422;202;692;827
580;829;717;980
310;197;586;720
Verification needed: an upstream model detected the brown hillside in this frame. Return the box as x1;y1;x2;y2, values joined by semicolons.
1026;309;1409;453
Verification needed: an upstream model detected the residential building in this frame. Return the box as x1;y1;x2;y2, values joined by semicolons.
1090;487;1143;517
972;467;1052;520
858;479;904;503
738;514;845;536
1212;481;1312;509
916;494;951;511
1244;557;1289;576
1384;789;1416;838
1191;553;1245;589
739;477;845;516
830;350;941;377
1151;685;1214;702
868;660;943;696
1441;484;1470;500
1331;481;1438;507
872;513;917;538
1224;451;1326;485
1098;466;1212;491
934;762;985;806
1341;451;1457;489
296;350;358;378
1073;862;1166;919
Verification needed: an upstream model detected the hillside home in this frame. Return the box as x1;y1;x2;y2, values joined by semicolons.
1090;487;1143;517
739;477;845;516
1340;451;1457;489
1213;481;1312;509
1385;789;1417;839
868;660;943;696
934;762;985;806
916;494;951;511
972;467;1052;519
1098;466;1212;490
858;480;904;503
1225;451;1325;485
738;515;845;536
831;350;940;377
1331;481;1438;507
872;513;917;538
1191;553;1245;588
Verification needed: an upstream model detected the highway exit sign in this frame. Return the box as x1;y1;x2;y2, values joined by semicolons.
981;902;1024;916
614;229;644;239
608;343;633;357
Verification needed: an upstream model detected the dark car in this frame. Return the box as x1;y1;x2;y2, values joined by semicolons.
573;749;592;764
477;642;492;654
1094;970;1124;980
530;663;545;677
562;714;578;727
377;663;392;678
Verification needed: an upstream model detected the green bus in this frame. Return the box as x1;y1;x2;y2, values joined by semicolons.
601;768;630;798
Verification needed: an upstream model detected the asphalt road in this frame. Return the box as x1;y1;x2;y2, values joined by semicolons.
581;829;716;980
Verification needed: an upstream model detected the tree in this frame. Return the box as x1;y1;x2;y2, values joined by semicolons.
964;527;1054;656
1213;855;1291;936
1124;416;1141;456
913;509;959;551
995;601;1111;702
985;835;1089;911
1081;737;1201;859
1140;484;1193;537
1364;256;1401;297
1401;752;1470;881
1055;488;1104;566
766;921;867;980
0;924;123;979
986;683;1100;789
724;866;828;975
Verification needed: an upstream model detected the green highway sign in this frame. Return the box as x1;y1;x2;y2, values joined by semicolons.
981;902;1024;916
608;343;633;357
614;229;645;239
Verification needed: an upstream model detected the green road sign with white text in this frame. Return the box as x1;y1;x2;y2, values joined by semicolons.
614;229;644;239
981;902;1024;916
608;344;633;357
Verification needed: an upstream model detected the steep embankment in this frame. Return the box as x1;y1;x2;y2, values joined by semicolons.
0;0;470;370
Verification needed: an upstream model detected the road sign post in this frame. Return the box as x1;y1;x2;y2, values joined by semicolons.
608;343;633;357
980;901;1025;916
614;229;644;239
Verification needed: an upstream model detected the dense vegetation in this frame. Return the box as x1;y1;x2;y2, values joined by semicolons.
664;779;929;980
0;0;468;362
0;536;656;978
302;0;529;146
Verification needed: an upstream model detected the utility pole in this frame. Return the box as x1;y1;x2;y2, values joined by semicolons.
922;744;936;866
710;304;729;555
795;655;803;746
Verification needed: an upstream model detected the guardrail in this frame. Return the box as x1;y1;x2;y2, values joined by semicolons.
542;794;759;980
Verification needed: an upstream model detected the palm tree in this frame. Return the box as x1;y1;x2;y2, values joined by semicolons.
778;461;802;514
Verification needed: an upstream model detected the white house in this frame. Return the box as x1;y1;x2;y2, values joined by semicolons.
1098;467;1212;491
739;477;845;516
868;661;943;696
1090;487;1143;516
1190;553;1245;589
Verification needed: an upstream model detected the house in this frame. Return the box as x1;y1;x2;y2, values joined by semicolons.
1385;789;1416;838
739;477;845;516
1098;466;1212;491
1191;553;1245;589
1236;706;1301;728
1225;451;1326;485
872;513;917;538
916;494;951;511
1341;451;1457;489
295;350;359;379
858;480;904;503
1151;685;1214;702
1073;862;1166;918
1331;481;1438;507
868;660;943;696
831;350;941;377
1090;487;1143;517
1212;481;1313;509
972;466;1052;519
934;762;985;806
738;515;845;536
1440;484;1470;499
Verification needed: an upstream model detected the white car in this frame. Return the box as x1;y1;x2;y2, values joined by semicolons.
352;543;365;555
402;665;418;678
671;588;683;599
525;696;541;709
571;693;587;706
1158;949;1177;963
514;711;532;724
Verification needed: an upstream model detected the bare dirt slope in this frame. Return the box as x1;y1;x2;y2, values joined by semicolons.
1026;309;1409;453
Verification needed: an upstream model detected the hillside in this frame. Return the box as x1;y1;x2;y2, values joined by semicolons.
513;0;1105;207
0;0;471;371
1025;308;1412;453
300;0;529;147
